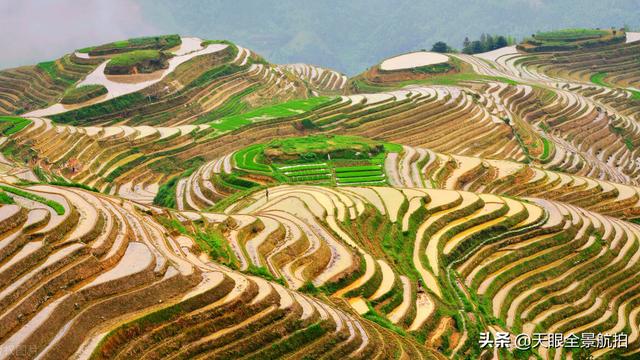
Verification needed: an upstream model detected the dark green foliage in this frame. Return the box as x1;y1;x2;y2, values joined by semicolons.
108;50;164;67
88;34;181;56
264;134;394;162
411;62;453;74
194;86;256;124
49;181;99;192
194;227;236;267
158;216;237;267
1;139;36;164
153;175;180;208
431;41;452;53
0;185;65;215
34;167;98;191
462;33;514;54
0;117;31;135
50;92;147;125
300;118;316;129
363;302;406;336
495;35;508;48
535;28;608;41
245;265;286;285
37;61;75;85
298;280;320;295
519;28;624;52
61;85;108;104
469;40;484;54
220;173;259;189
152;156;206;208
0;190;14;204
105;50;170;74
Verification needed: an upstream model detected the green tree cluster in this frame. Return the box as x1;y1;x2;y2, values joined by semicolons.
431;41;453;53
462;33;513;54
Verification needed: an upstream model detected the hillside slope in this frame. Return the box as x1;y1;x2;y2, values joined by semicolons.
1;31;640;359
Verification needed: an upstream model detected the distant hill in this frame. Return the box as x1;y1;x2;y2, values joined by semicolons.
2;1;639;73
138;0;640;74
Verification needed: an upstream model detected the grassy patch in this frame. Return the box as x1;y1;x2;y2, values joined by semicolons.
591;73;640;102
37;61;75;85
263;134;393;162
298;280;320;295
350;79;394;93
88;34;180;55
520;28;624;52
76;46;95;54
106;49;167;73
540;137;552;160
152;156;206;208
229;135;399;186
363;302;406;336
0;190;14;204
194;86;256;124
153;175;180;208
194;226;237;267
0;185;65;215
219;173;259;190
0;116;32;135
61;84;108;104
209;97;333;132
624;137;634;150
535;28;608;41
335;165;383;172
411;62;453;74
245;265;286;285
590;72;609;87
50;92;146;125
233;144;273;174
158;216;237;268
201;39;235;46
335;164;386;184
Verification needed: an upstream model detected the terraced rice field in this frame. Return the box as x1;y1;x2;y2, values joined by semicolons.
0;183;438;359
380;52;450;71
2;28;640;358
282;63;347;93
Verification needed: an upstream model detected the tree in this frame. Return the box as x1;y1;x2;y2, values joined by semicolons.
470;40;484;54
463;37;471;49
431;41;450;53
495;35;508;49
463;33;513;54
485;34;495;51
